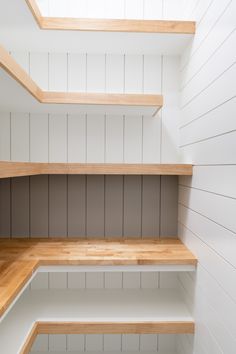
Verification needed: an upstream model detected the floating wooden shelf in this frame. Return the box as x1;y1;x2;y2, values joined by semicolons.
0;44;162;115
0;161;193;178
1;288;194;353
0;1;195;54
26;0;195;34
0;238;197;319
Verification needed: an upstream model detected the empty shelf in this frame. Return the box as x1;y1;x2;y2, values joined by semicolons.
26;0;195;34
0;0;195;54
0;161;193;178
0;45;162;115
0;238;197;318
0;289;194;354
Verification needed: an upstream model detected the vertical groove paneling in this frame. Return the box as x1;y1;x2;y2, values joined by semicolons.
160;176;178;237
86;175;105;237
30;114;49;163
30;175;49;237
123;176;142;238
0;113;10;160
105;175;123;238
68;115;86;163
0;179;11;238
2;53;180;166
11;177;30;237
105;115;124;163
11;113;30;162
49;175;67;237
142;176;160;238
0;176;177;238
67;175;86;237
49;114;67;163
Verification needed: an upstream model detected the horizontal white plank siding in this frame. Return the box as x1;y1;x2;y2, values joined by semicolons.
179;0;236;353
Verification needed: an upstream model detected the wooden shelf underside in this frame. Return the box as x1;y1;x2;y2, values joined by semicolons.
0;45;162;115
0;161;193;178
26;0;195;34
0;238;197;318
1;288;194;353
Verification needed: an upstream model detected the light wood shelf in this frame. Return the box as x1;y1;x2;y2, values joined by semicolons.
0;238;197;318
26;0;195;34
0;44;162;115
0;161;193;178
1;287;194;353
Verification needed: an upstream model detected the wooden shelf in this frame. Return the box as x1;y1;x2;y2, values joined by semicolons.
0;161;193;178
0;0;195;54
26;0;195;34
1;288;194;354
0;238;197;319
0;45;162;116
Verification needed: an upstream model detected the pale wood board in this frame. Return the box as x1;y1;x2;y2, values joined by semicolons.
0;238;197;317
0;161;193;178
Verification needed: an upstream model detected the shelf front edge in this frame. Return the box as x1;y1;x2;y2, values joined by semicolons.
0;162;193;178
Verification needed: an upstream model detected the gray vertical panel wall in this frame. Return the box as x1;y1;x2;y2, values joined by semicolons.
49;175;67;237
30;175;49;237
0;175;178;238
86;176;105;237
68;175;86;237
0;179;11;237
11;177;30;237
123;176;142;238
142;176;160;238
105;176;123;238
160;176;178;236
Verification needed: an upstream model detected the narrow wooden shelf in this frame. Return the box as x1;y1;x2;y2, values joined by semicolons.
26;0;195;34
0;238;197;319
1;288;194;353
0;161;193;178
0;0;195;54
0;44;162;115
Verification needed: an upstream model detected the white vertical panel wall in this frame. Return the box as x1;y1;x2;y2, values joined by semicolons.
0;53;180;164
178;0;236;353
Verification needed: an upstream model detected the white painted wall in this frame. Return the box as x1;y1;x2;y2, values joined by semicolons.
178;0;236;353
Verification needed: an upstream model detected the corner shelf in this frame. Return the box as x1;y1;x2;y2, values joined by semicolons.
0;161;193;178
26;0;195;34
0;238;197;319
0;1;195;54
1;288;194;354
0;45;162;116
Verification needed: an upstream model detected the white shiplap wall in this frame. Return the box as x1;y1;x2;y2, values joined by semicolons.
178;0;236;353
36;0;197;20
0;53;180;163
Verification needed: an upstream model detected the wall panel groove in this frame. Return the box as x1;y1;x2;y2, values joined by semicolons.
179;0;236;352
0;175;177;239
